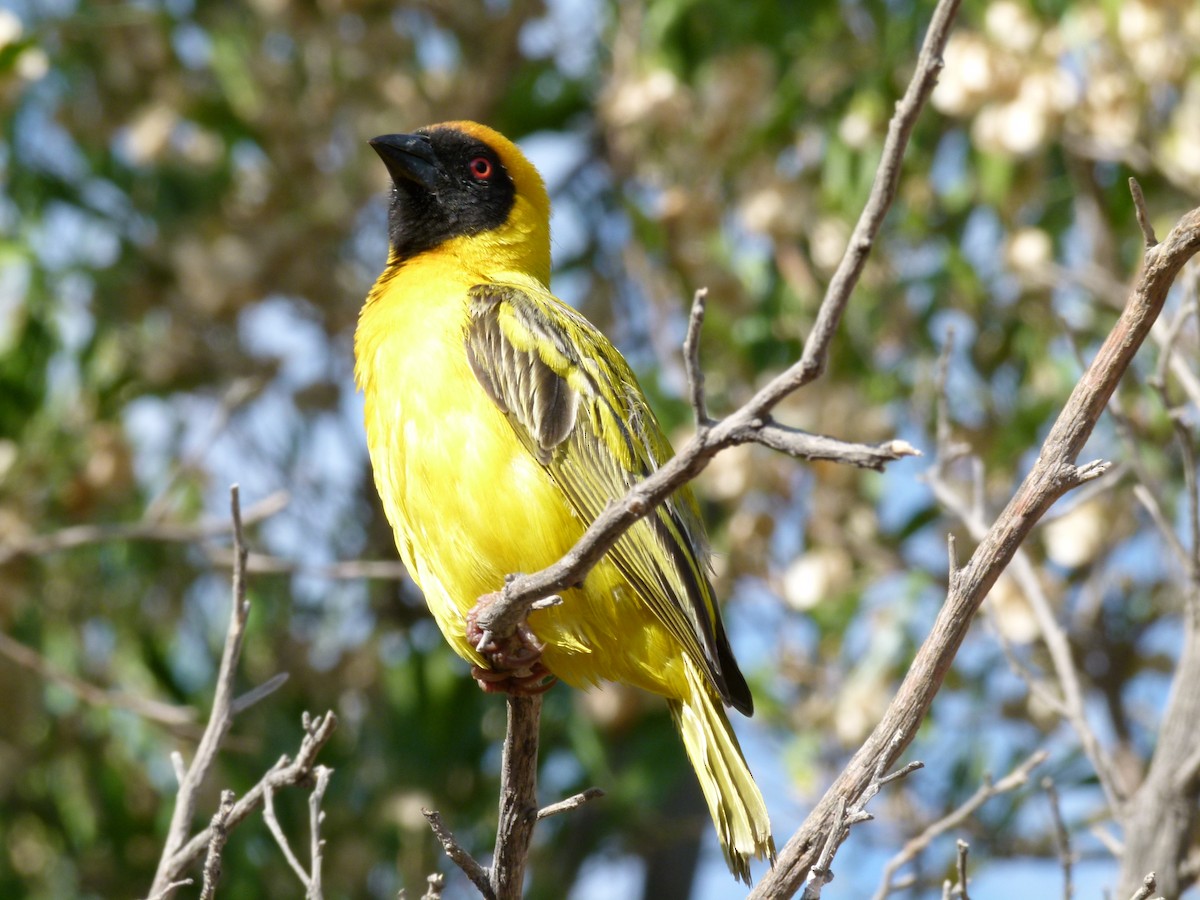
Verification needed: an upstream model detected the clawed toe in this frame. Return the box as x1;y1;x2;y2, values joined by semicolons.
466;592;557;696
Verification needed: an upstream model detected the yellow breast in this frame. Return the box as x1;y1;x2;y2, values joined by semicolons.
355;256;686;697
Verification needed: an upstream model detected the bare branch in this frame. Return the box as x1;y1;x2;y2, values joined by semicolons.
799;797;846;900
1130;178;1158;248
308;767;332;898
683;287;711;426
263;783;312;890
422;808;494;900
871;749;1047;900
954;839;970;900
537;787;605;820
739;422;921;468
1042;776;1074;900
753;199;1200;899
156;711;338;886
491;694;542;900
1128;872;1161;900
199;790;235;900
474;0;957;647
0;489;288;565
0;630;198;732
797;745;924;899
149;485;254;897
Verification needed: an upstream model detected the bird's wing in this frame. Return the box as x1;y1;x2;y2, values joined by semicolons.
465;282;751;713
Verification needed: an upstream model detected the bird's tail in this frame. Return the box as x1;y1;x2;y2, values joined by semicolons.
669;657;775;884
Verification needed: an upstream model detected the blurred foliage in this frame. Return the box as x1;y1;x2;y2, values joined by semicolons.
1;0;1199;897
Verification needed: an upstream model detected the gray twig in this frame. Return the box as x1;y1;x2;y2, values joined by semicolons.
537;787;605;820
263;782;311;889
148;486;253;897
154;711;339;889
307;766;332;899
1130;178;1158;248
1042;776;1073;900
199;790;235;900
872;749;1047;900
472;0;950;649
683;287;711;426
422;808;494;900
954;839;970;900
0;489;287;565
755;184;1200;900
1128;872;1160;900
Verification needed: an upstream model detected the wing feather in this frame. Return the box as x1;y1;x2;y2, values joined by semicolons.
465;283;751;713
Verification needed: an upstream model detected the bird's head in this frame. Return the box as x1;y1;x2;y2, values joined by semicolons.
369;121;551;285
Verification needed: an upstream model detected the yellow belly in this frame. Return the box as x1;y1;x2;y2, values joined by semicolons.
357;271;685;700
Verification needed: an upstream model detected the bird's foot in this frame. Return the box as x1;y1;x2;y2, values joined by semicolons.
466;592;558;696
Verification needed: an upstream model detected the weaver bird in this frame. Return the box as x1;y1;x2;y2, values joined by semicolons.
355;121;774;881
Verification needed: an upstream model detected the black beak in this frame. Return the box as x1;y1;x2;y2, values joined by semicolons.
369;133;442;191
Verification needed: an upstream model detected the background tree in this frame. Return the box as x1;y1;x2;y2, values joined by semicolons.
1;0;1199;898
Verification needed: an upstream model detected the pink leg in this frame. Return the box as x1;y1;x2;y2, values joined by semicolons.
466;592;557;696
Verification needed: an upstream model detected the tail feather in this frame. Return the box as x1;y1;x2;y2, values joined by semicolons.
669;659;775;884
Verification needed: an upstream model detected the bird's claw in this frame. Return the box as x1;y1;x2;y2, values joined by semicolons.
466;592;557;696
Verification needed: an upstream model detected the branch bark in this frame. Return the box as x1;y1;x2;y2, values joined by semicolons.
149;485;253;897
491;694;542;900
749;200;1200;898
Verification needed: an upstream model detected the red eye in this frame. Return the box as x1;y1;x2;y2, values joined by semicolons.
469;157;493;179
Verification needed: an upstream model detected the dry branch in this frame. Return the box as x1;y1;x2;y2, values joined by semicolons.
154;711;338;888
144;487;339;895
0;489;288;565
871;750;1047;900
149;485;254;896
749;196;1200;898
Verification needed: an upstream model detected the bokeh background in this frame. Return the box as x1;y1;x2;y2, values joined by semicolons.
2;0;1199;897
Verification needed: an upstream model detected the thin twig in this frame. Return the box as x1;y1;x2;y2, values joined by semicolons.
154;711;338;887
422;808;494;900
537;787;605;820
474;0;947;649
954;839;970;900
1130;178;1158;248
801;744;924;900
307;766;332;899
753;200;1200;898
683;287;711;426
0;489;288;565
0;630;198;731
263;783;311;889
1043;776;1074;900
198;790;235;900
148;485;254;897
800;797;846;899
872;749;1047;900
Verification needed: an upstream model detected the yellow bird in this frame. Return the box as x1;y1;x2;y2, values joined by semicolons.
354;121;774;881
